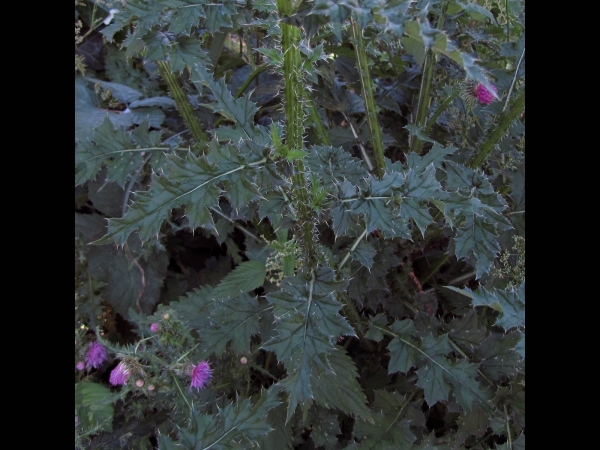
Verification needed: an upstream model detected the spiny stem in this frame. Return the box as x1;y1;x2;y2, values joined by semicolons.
411;49;435;155
468;89;525;169
424;87;461;136
351;17;385;178
503;47;525;112
278;0;318;268
504;404;513;449
338;228;368;270
157;61;208;151
412;2;448;154
306;92;331;145
419;254;450;286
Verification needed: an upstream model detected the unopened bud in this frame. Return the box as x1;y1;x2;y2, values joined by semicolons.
147;384;155;391
240;357;248;365
136;379;144;388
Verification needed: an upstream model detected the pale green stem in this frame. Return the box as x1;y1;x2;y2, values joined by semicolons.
504;404;513;449
424;87;461;136
157;61;208;151
468;89;525;169
412;2;448;154
306;92;331;145
338;228;368;270
351;17;385;179
208;31;228;67
278;0;318;268
411;50;435;155
503;48;525;112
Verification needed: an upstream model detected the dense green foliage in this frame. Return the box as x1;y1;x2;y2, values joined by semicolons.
75;0;525;448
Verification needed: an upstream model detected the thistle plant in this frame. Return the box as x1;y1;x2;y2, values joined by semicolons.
75;0;525;448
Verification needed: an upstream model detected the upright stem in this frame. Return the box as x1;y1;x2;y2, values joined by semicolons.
278;0;318;268
468;89;525;169
157;61;208;151
411;50;434;155
351;17;385;179
411;2;448;154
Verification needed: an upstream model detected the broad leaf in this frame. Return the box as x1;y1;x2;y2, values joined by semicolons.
263;267;360;421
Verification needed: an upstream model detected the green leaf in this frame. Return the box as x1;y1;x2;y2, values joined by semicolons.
453;215;501;278
365;313;388;342
306;145;366;185
444;284;525;330
192;65;259;139
387;319;419;373
476;331;524;381
99;142;265;245
415;333;453;406
311;347;373;420
212;260;267;298
75;78;133;142
354;390;417;449
263;267;358;422
376;0;412;37
87;236;169;316
351;173;404;234
444;310;488;349
168;4;205;35
166;388;280;448
75;382;116;432
453;403;491;447
352;240;377;269
257;402;294;449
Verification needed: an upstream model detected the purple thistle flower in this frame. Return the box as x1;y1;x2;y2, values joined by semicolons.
85;341;106;369
76;361;85;371
190;361;212;390
109;361;131;386
150;323;159;333
475;83;497;105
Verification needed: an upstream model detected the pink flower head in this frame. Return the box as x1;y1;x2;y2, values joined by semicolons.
85;341;106;369
109;361;131;386
76;361;85;371
150;323;159;333
475;83;497;105
190;361;212;390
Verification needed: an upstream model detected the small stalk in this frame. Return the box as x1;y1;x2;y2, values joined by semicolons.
208;31;228;67
503;47;525;112
157;61;208;151
411;2;448;154
411;50;435;155
306;92;331;145
468;89;525;169
351;17;385;179
424;87;461;136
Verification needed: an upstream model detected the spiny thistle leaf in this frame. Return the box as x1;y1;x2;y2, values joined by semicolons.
192;65;260;139
162;388;280;448
444;283;525;330
310;347;373;420
263;267;359;422
75;117;162;187
353;390;417;449
211;260;267;298
97;141;266;245
75;382;116;433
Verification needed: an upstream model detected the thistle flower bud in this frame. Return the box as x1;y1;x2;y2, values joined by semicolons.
136;379;144;388
109;361;131;386
85;342;106;369
240;357;248;365
150;323;159;333
190;361;213;390
76;361;85;371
